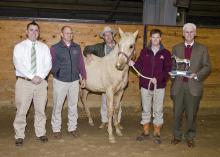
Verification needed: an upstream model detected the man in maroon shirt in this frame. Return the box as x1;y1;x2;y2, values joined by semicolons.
171;23;211;148
129;29;172;144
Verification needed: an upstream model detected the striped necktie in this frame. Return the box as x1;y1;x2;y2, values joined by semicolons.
31;42;37;74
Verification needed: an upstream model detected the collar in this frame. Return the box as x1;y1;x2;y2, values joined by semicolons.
184;41;194;47
147;42;164;51
26;39;38;45
105;41;116;48
59;40;76;48
151;46;160;51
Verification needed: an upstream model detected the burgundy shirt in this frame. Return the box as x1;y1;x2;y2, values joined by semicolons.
183;45;192;82
185;45;192;59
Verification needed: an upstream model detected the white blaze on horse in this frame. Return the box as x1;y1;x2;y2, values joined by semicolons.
80;28;138;143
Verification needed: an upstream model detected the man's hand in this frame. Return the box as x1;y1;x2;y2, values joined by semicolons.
86;54;93;64
128;60;135;66
80;79;86;88
31;76;43;85
188;73;198;79
168;72;175;78
150;78;157;84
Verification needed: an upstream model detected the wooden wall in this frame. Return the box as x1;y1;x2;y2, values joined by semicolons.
0;19;219;109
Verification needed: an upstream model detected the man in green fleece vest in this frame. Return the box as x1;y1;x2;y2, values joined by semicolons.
83;26;122;129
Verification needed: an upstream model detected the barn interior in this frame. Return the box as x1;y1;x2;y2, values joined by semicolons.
0;0;220;157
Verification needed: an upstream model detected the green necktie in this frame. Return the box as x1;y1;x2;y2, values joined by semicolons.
31;42;37;74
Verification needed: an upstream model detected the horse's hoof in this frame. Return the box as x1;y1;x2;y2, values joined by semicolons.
88;120;94;126
118;124;124;130
109;138;116;143
99;122;107;129
116;131;123;137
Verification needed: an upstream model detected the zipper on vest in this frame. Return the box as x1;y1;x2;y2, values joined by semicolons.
68;48;73;81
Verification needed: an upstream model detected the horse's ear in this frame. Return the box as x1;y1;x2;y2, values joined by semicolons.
133;30;139;39
119;27;124;37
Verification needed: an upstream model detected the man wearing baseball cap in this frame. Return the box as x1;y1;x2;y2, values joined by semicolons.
83;26;122;129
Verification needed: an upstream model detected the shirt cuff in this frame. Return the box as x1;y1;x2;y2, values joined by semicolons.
194;76;199;80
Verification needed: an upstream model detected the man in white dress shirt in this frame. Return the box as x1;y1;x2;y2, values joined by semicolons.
13;21;52;146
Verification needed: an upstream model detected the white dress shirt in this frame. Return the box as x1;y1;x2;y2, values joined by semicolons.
13;39;52;79
151;46;160;55
184;40;194;47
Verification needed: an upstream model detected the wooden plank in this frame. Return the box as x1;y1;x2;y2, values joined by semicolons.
0;19;219;109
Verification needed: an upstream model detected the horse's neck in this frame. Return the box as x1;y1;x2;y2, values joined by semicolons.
106;45;129;75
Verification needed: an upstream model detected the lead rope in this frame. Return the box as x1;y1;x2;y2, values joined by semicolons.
131;65;157;107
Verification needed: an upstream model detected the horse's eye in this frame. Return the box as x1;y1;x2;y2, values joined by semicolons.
130;45;134;49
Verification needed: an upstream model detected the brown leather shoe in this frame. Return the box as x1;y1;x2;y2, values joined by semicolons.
69;130;79;138
53;132;62;139
171;138;181;145
15;138;24;146
38;136;48;143
186;140;195;148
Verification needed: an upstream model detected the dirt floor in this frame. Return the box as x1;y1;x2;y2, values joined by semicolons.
0;106;220;157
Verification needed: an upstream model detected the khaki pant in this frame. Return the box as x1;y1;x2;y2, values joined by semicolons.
51;78;79;132
13;78;48;139
140;87;165;126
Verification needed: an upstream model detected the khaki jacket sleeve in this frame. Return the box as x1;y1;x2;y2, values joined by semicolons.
196;46;212;81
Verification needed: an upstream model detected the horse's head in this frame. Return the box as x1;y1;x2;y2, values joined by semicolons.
116;28;138;70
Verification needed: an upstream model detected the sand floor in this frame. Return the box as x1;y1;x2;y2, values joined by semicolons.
0;106;219;157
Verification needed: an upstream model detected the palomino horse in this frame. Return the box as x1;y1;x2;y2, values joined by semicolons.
80;28;138;143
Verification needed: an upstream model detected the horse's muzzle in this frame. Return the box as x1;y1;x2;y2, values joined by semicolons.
116;62;125;71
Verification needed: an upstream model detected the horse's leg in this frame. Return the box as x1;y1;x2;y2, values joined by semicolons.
106;88;115;143
80;89;94;126
117;104;123;130
113;90;124;137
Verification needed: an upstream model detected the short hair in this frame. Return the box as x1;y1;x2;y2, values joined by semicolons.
61;26;72;32
150;29;162;37
27;21;40;30
183;23;196;31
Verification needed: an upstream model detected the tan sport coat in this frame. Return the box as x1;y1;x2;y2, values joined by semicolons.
171;42;211;96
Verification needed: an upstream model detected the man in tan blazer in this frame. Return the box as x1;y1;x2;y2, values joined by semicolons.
170;23;211;148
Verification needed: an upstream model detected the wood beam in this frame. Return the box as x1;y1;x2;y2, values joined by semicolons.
0;1;142;13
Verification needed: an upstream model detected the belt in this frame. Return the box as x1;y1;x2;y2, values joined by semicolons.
17;76;32;81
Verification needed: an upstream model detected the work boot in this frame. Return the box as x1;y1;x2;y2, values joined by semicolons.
153;125;161;144
136;123;150;141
